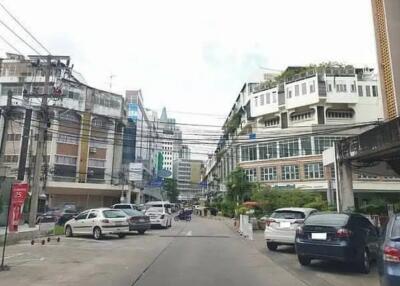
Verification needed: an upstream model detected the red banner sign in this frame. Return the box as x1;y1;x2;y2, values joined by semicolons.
8;183;29;232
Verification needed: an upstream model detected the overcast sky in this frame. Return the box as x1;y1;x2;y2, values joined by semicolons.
0;0;378;159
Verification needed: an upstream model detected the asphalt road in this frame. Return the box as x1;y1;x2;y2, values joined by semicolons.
0;217;379;286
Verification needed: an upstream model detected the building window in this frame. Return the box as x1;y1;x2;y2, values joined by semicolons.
241;145;257;161
266;93;271;104
300;137;312;155
365;85;371;97
259;94;265;106
272;93;277;103
304;162;324;179
260;167;277;181
245;168;257;182
265;117;279;127
302;82;307;95
309;81;315;93
4;155;18;163
92;119;105;128
290;111;313;121
326;110;354;119
287;88;292;98
281;165;299;180
6;134;21;141
358;85;363;97
295;85;300;96
279;139;299;158
314;136;343;154
372;85;378;97
336;84;347;92
259;142;277;160
327;83;332;92
35;133;53;141
55;155;77;166
351;84;356;93
88;159;106;168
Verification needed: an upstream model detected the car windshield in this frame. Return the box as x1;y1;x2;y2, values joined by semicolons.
305;214;349;227
271;211;305;219
121;209;144;216
102;210;127;218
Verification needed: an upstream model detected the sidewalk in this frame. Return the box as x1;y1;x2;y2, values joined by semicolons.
0;224;40;245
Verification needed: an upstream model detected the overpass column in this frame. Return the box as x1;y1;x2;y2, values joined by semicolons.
339;160;354;211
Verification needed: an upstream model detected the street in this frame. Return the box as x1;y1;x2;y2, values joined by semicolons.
0;217;379;286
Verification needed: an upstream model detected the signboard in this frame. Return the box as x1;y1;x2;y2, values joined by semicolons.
8;183;29;232
158;168;172;178
129;162;143;181
249;133;256;140
127;103;138;122
149;177;163;187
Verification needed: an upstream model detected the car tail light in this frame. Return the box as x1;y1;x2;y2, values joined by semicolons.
101;219;110;223
296;226;304;235
336;228;352;238
384;246;400;263
265;219;276;227
160;214;165;219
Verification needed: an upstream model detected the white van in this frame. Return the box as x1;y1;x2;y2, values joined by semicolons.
144;201;172;228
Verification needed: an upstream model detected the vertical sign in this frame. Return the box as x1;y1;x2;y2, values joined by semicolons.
8;183;29;232
129;162;143;182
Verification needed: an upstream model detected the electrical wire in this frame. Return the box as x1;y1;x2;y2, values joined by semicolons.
0;34;22;54
0;18;41;55
0;2;51;55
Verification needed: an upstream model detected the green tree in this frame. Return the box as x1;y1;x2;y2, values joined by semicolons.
163;178;179;202
226;167;253;205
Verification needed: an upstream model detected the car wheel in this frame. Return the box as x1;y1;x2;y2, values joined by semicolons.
357;248;370;274
266;242;278;251
118;233;126;239
65;225;73;237
298;255;311;266
138;230;146;235
93;227;102;240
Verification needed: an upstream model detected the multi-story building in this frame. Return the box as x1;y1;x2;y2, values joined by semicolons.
179;145;191;160
173;159;203;201
158;107;182;177
204;64;399;205
0;54;125;210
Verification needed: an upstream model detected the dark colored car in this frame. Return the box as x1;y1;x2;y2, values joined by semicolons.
120;208;151;234
295;212;379;273
378;213;400;286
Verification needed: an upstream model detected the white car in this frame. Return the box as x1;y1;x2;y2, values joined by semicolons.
64;208;129;240
264;207;317;251
145;207;172;228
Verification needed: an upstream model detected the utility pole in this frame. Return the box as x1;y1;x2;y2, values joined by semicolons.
28;55;50;227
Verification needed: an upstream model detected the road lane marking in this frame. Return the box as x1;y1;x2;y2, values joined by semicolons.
186;230;192;236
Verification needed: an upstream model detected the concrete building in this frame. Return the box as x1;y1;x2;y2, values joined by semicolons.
179;144;191;159
0;54;125;210
158;107;182;177
371;0;400;119
174;159;203;201
204;64;399;205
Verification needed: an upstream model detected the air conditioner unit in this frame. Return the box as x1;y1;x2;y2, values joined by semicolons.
89;147;97;153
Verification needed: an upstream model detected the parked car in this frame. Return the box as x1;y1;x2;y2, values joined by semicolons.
112;203;140;210
264;207;317;251
378;213;400;286
295;212;379;273
119;208;151;234
64;208;129;240
145;207;172;228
